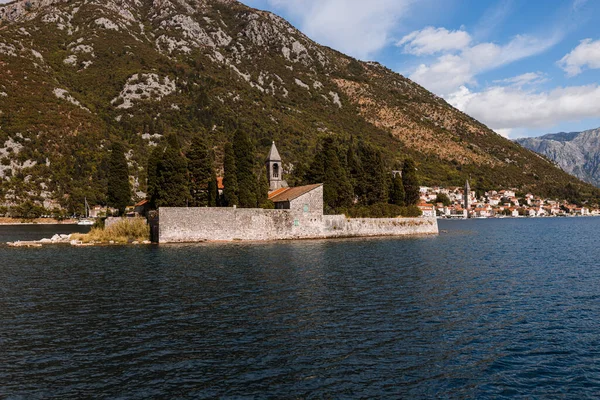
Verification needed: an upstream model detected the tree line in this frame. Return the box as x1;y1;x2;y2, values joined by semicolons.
104;132;422;218
146;130;271;210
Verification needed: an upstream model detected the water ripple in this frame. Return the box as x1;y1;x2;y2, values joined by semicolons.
2;218;600;397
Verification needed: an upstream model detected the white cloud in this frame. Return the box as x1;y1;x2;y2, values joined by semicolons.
397;27;471;55
493;72;547;87
266;0;415;60
408;33;559;95
447;84;600;136
559;38;600;77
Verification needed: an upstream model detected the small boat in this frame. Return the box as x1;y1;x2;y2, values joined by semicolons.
77;197;95;226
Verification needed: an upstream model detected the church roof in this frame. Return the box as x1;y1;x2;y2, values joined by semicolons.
266;141;282;161
269;184;322;203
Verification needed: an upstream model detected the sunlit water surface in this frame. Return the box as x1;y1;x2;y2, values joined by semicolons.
1;218;600;398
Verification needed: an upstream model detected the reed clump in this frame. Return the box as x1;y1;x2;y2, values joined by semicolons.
72;218;149;244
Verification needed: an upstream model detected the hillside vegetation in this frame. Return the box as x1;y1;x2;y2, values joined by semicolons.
0;0;598;213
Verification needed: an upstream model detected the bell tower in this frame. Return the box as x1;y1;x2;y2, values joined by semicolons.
266;141;286;191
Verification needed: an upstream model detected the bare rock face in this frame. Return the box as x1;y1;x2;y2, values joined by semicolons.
516;128;600;187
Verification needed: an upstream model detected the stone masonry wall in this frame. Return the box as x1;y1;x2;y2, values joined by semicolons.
159;207;438;243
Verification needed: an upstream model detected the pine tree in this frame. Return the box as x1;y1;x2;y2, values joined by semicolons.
154;134;189;208
233;129;257;208
187;135;215;207
402;158;420;206
222;142;238;207
107;142;131;215
390;171;405;206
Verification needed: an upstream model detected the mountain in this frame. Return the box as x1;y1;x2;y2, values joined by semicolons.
516;128;600;187
0;0;597;212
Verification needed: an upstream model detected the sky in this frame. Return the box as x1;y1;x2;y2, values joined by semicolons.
240;0;600;139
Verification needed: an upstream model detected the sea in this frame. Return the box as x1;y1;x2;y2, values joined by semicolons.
1;218;600;398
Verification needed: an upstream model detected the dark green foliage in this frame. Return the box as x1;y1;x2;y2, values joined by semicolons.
390;172;405;206
307;137;353;212
402;158;420;206
147;145;162;209
208;169;219;207
222;142;238;207
10;201;46;219
107;142;131;215
344;203;422;218
151;134;189;208
257;166;270;208
187;135;216;207
356;142;388;205
435;193;451;206
233;130;257;208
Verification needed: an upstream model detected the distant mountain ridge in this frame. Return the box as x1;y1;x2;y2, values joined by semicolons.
516;128;600;187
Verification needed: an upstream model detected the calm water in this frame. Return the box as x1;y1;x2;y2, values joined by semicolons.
1;218;600;398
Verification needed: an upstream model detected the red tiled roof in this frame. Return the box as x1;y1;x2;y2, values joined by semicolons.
135;199;149;207
269;184;322;203
217;177;224;190
268;187;288;199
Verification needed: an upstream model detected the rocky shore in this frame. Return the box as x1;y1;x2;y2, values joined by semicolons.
7;233;151;247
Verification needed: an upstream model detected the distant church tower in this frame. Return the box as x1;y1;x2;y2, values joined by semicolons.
266;141;288;191
464;180;471;217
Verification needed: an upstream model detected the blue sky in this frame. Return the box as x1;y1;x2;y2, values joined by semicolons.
240;0;600;138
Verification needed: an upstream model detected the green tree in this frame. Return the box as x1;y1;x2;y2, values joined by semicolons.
402;158;420;206
257;166;272;208
107;142;131;215
222;142;238;207
187;135;216;207
308;137;353;212
208;168;219;207
357;142;388;205
153;134;189;208
435;193;451;206
389;172;405;206
147;144;162;209
233;130;257;208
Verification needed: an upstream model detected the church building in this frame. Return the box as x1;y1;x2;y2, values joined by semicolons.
265;141;323;214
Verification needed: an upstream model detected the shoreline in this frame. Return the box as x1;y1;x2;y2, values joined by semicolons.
0;219;79;225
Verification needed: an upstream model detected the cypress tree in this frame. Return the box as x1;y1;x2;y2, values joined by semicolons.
347;139;364;202
321;138;354;211
208;169;218;207
402;158;420;206
358;142;388;205
107;142;131;216
390;171;405;206
257;166;270;208
154;134;189;208
233;130;257;208
222;142;238;207
147;144;163;209
187;135;215;207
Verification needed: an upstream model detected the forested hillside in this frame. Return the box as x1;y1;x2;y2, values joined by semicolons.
0;0;598;214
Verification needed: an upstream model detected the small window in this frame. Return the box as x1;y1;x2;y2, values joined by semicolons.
303;204;309;213
273;163;279;178
294;219;300;226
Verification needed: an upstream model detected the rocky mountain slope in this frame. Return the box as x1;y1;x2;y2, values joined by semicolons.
0;0;597;211
516;128;600;187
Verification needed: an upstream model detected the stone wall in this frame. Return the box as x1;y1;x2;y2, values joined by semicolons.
289;185;323;215
159;207;438;243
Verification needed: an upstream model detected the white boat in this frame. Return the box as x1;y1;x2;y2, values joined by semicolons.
77;198;95;226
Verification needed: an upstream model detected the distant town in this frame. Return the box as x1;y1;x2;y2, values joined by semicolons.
417;181;597;219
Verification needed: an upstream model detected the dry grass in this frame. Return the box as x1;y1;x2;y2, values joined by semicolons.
71;218;149;244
